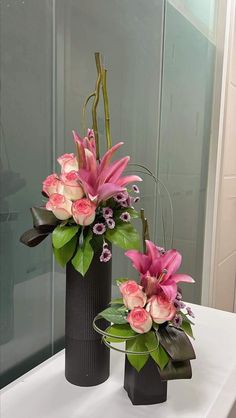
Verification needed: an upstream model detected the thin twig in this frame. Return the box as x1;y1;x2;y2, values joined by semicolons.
82;92;95;135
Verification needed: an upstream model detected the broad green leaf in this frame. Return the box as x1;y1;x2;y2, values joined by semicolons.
52;225;79;249
53;235;77;267
159;359;192;381
105;323;137;342
158;325;196;361
109;298;124;305
106;223;140;250
100;306;127;324
71;231;94;276
126;208;140;218
180;311;195;325
126;334;149;372
150;345;169;370
116;278;129;286
144;331;159;352
181;321;195;339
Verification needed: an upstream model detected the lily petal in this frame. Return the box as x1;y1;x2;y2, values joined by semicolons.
116;175;143;187
97;183;125;202
99;142;124;173
125;250;151;274
159;279;177;301
161;249;182;279
145;240;160;263
172;274;195;284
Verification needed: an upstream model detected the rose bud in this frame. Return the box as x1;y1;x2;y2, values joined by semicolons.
57;153;78;173
146;294;176;324
127;307;152;334
119;280;147;310
72;198;96;226
61;171;84;201
46;193;72;220
42;174;63;197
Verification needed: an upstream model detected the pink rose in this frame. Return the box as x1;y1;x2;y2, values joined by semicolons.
127;307;152;334
46;193;72;220
61;171;84;201
42;174;63;197
57;153;78;173
146;295;176;324
72;198;96;226
120;280;147;310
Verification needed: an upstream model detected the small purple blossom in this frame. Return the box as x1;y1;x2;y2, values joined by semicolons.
106;218;115;229
176;291;182;301
133;196;140;203
120;200;128;208
93;223;106;235
186;307;195;318
172;314;183;328
174;300;186;311
102;207;113;219
114;191;129;203
100;248;112;262
103;242;108;249
158;246;165;254
120;212;131;222
132;184;140;193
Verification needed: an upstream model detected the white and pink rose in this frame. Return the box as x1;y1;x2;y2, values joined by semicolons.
119;280;147;310
46;193;72;220
57;153;78;173
61;171;84;201
127;307;152;334
42;174;63;197
146;294;176;324
72;198;96;226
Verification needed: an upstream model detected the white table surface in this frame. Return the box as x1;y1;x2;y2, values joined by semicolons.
1;303;236;418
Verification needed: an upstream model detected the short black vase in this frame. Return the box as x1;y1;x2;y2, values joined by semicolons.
124;357;167;405
65;251;111;387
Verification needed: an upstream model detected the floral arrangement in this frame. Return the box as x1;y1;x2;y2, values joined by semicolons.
94;239;196;378
20;130;142;275
20;52;143;275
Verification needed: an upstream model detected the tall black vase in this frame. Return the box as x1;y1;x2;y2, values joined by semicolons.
124;357;167;405
65;251;111;386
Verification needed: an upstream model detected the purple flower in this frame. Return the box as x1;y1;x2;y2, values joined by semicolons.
172;314;183;328
114;191;129;203
186;307;195;318
133;196;140;204
106;218;115;229
176;291;182;301
120;211;131;222
102;207;113;219
174;300;186;311
132;184;139;193
157;246;165;254
100;248;112;262
93;223;106;235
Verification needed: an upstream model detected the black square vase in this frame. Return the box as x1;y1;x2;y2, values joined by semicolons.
124;356;167;405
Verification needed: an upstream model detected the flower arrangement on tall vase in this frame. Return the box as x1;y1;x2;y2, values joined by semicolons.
20;53;142;386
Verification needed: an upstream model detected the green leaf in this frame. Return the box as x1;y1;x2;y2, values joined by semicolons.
181;321;195;339
126;335;149;372
71;231;94;276
126;208;140;219
180;311;195;325
116;278;129;286
109;298;124;305
158;325;196;361
53;235;77;267
52;225;79;249
105;323;137;342
106;223;140;250
150;344;169;370
100;306;127;324
144;331;159;352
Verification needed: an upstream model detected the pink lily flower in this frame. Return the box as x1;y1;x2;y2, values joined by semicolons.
125;240;194;301
73;129;142;203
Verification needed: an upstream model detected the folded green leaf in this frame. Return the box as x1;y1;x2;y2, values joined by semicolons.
126;335;149;372
109;298;124;305
52;225;79;249
180;311;195;325
20;228;49;247
181;321;195;339
31;207;58;231
150;344;169;370
53;235;77;268
100;306;127;324
106;223;140;250
159;360;192;381
158;325;196;361
105;323;137;342
71;231;93;276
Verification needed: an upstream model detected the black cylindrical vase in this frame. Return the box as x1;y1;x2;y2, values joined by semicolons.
124;357;167;405
65;251;111;386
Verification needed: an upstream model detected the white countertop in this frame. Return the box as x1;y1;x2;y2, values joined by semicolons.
1;303;236;418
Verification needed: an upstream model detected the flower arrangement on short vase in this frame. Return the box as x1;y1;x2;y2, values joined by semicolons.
93;237;196;405
20;53;142;387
